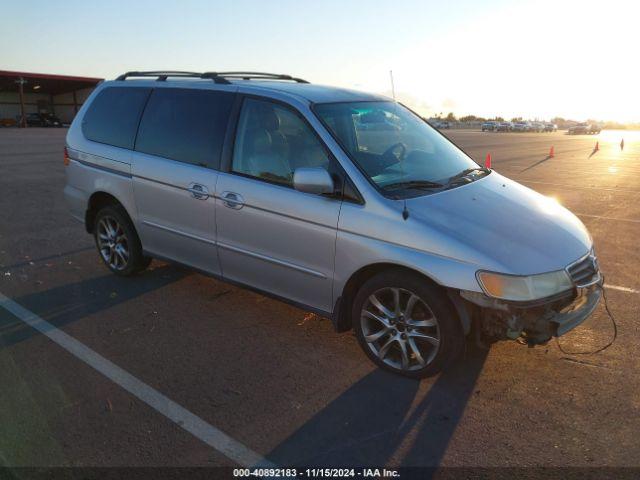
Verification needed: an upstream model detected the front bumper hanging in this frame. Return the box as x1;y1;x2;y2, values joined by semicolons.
550;283;603;336
459;277;604;344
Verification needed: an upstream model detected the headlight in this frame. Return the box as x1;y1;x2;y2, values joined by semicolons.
476;270;573;302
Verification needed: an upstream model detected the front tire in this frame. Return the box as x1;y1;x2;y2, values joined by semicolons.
93;206;151;276
352;270;464;378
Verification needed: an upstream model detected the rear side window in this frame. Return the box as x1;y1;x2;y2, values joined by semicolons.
82;87;151;149
135;88;234;168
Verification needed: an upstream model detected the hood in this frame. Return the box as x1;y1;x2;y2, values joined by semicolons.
405;172;591;275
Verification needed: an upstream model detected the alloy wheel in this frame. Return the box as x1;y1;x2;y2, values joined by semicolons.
360;287;440;372
97;216;129;271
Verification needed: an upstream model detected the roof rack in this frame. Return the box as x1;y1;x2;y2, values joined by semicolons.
202;71;309;84
115;70;309;84
116;71;204;81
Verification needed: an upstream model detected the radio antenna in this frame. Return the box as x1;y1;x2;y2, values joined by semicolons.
389;70;397;100
389;70;409;220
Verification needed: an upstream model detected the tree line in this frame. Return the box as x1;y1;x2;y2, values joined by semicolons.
429;113;638;129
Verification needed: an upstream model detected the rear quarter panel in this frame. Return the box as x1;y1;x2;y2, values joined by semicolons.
65;83;138;227
64;149;137;227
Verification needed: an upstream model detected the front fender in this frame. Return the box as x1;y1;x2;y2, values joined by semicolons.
333;229;483;302
331;229;479;334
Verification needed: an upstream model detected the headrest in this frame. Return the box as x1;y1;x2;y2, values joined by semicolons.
260;109;280;132
248;103;280;132
250;129;272;154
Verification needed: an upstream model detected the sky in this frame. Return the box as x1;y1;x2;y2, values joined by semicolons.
2;0;638;122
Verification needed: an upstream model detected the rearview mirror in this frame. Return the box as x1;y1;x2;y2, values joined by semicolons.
293;167;334;195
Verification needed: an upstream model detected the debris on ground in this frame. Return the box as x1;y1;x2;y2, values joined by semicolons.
298;313;317;326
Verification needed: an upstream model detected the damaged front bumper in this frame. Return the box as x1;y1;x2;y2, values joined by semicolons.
552;284;602;336
459;279;603;344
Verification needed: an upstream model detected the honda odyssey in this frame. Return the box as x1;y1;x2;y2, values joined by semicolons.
64;71;602;377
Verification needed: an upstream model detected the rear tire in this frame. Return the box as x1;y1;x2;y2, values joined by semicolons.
352;270;464;378
93;206;151;276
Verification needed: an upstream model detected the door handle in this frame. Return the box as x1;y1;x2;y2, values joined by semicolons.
221;191;245;210
188;183;209;200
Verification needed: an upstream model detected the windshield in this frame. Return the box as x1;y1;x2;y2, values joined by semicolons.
314;101;480;197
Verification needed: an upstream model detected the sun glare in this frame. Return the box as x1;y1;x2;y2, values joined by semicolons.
354;0;639;123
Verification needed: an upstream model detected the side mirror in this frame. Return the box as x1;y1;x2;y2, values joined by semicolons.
293;167;334;195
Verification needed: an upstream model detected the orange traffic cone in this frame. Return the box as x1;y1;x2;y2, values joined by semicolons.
549;146;554;158
621;139;625;151
485;152;492;169
594;141;599;152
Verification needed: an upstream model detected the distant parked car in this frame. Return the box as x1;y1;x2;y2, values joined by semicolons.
568;123;588;134
496;122;512;132
357;112;401;131
481;121;497;132
531;122;545;133
512;122;532;132
544;123;558;132
427;119;453;129
25;113;63;127
568;123;600;135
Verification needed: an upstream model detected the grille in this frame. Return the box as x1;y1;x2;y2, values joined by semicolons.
567;253;599;287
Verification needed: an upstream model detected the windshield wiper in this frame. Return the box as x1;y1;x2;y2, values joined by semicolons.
445;167;490;187
384;180;444;191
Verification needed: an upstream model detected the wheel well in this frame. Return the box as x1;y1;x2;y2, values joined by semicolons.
333;263;441;332
85;192;130;233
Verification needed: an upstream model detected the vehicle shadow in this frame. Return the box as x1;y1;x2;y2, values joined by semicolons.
0;264;186;349
263;347;488;468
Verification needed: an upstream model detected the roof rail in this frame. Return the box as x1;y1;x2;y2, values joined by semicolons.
115;71;309;84
115;71;231;84
202;71;309;83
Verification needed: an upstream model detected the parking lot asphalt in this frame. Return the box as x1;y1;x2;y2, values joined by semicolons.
1;128;639;469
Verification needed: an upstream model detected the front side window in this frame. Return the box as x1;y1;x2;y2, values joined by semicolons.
314;101;482;198
232;98;330;186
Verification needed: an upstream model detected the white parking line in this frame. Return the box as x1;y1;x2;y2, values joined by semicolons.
0;292;273;468
606;284;639;294
521;180;640;194
575;213;640;224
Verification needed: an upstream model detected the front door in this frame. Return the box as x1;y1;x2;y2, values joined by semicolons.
215;97;342;312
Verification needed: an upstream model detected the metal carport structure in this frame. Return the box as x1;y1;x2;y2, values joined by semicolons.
0;70;103;127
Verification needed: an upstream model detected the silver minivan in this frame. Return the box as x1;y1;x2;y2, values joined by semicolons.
64;71;602;377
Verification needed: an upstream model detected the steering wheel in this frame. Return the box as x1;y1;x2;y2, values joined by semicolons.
381;142;407;167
